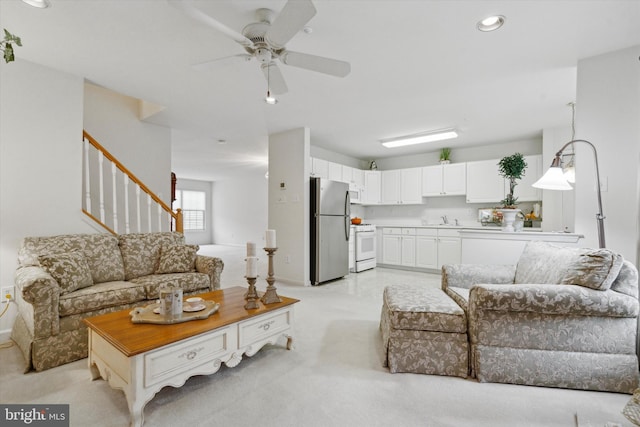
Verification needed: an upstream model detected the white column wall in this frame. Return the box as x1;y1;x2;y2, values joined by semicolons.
268;128;310;285
0;60;87;335
575;46;640;263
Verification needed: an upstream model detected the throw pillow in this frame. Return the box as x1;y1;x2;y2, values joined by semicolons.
39;251;94;294
155;244;199;274
561;248;624;291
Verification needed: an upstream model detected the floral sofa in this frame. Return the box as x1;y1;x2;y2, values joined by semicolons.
11;232;224;372
442;241;639;393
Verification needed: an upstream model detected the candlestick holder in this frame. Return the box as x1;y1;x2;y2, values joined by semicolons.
261;247;282;304
244;276;260;310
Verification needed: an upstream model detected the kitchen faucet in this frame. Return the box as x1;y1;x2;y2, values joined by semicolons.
441;215;449;225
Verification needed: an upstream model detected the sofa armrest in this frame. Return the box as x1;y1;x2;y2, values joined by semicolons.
14;266;61;338
442;264;516;291
469;283;639;318
195;255;224;290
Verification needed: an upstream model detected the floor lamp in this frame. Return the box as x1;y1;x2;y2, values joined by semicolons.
532;139;606;248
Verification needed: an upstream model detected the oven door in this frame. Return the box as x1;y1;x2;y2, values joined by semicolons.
355;230;376;261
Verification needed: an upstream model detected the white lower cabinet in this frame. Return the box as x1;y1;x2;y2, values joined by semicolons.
382;227;460;270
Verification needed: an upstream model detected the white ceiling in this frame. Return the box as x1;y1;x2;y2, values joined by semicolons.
2;0;639;181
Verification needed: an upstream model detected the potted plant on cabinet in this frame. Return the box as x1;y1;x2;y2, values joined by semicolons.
1;29;22;63
497;153;527;231
439;147;451;164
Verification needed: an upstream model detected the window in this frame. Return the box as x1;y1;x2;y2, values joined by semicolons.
174;190;206;231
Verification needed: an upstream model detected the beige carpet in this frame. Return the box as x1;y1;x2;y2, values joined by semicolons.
0;245;634;427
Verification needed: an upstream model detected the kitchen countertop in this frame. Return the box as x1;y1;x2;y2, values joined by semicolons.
370;222;543;232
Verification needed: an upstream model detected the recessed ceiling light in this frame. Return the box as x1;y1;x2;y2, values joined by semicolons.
477;15;505;32
21;0;51;8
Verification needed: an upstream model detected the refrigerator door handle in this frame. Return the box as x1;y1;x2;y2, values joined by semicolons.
344;191;350;241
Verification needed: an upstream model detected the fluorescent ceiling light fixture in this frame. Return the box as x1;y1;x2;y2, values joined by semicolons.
21;0;51;8
477;15;505;32
381;128;458;148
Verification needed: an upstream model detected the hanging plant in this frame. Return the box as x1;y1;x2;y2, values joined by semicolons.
498;153;527;208
1;29;22;63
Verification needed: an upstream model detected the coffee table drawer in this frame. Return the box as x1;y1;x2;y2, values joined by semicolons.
238;307;292;347
144;326;232;387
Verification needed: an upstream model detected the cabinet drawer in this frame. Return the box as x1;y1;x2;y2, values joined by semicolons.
144;326;232;387
382;228;401;235
401;228;416;235
438;229;460;237
238;308;292;348
416;228;438;237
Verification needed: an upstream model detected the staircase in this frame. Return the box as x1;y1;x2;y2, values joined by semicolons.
82;130;182;234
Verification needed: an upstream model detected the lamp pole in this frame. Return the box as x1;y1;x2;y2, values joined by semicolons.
550;139;605;248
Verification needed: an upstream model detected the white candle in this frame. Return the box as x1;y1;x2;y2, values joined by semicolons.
246;241;256;257
265;229;276;248
246;256;258;278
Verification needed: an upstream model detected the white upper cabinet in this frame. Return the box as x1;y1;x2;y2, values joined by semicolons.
341;165;353;184
311;158;328;179
328;161;343;181
363;170;381;204
352;168;365;188
465;159;505;203
382;168;422;204
422;163;466;196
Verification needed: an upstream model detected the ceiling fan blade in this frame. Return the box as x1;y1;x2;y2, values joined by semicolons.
281;51;351;77
261;62;288;95
168;0;254;49
265;0;316;49
192;54;253;71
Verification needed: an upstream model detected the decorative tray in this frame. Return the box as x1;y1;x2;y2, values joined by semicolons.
130;300;220;324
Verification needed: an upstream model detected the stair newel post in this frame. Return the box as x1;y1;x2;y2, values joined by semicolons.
175;209;183;233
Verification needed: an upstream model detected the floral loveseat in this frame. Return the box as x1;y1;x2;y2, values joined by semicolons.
11;232;224;372
442;241;639;393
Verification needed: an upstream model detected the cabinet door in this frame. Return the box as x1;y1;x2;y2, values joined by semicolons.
352;168;365;188
421;165;443;196
416;236;438;269
400;168;422;203
328;162;343;181
363;171;381;204
382;235;402;265
401;235;416;266
341;165;353;184
381;170;401;204
443;163;467;195
438;237;461;269
466;159;504;203
512;155;542;202
311;158;328;179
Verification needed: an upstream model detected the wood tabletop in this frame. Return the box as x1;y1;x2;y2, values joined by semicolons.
83;286;299;357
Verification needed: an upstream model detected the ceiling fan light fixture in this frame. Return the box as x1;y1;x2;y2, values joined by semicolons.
381;128;458;148
477;15;505;32
265;90;278;105
21;0;51;8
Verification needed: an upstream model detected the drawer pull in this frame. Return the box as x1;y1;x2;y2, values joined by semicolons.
258;320;276;331
178;346;204;361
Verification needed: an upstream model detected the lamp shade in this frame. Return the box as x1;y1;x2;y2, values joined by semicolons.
532;166;573;190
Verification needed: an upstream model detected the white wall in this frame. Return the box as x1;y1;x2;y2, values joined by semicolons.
0;60;89;335
177;178;214;245
575;46;640;263
84;83;171;204
211;172;268;246
268;128;310;285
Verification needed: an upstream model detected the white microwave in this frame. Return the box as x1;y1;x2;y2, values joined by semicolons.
349;186;362;204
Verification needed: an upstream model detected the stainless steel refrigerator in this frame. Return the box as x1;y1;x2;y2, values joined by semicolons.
310;177;350;285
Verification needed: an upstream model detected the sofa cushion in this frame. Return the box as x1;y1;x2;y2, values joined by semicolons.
130;272;211;299
515;241;586;285
155;244;199;274
39;252;93;295
118;232;185;280
58;280;147;317
81;234;125;283
383;285;466;333
561;249;624;291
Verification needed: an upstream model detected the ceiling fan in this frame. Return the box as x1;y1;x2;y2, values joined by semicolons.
169;0;351;95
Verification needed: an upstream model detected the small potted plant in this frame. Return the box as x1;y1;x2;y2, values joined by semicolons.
1;29;22;63
439;148;451;164
497;153;527;231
